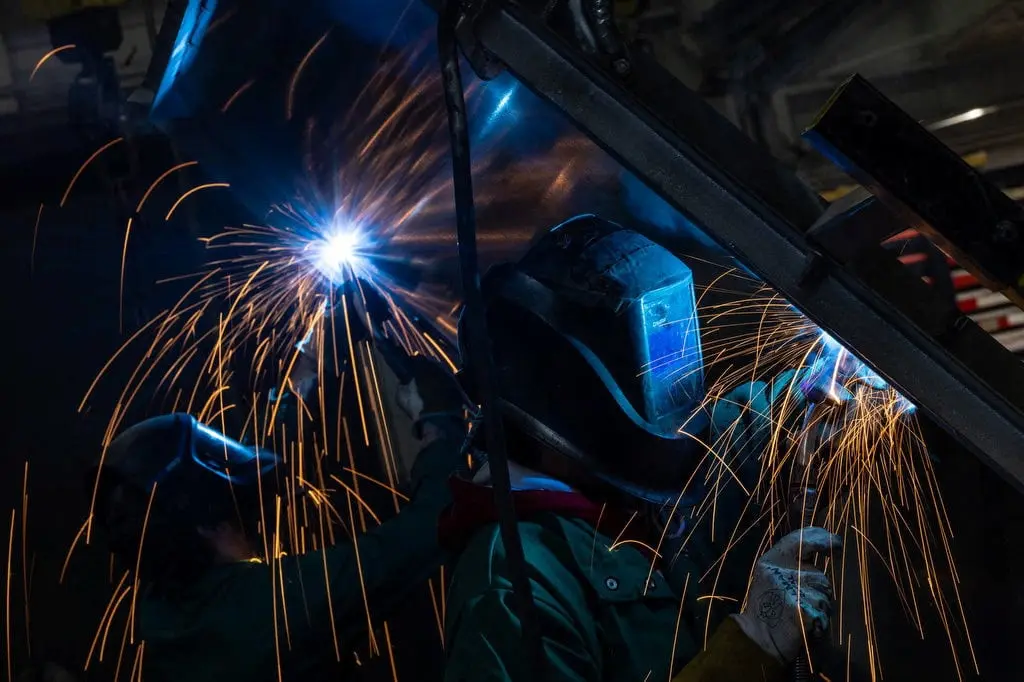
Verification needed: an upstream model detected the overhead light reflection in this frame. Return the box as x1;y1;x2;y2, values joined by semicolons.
928;106;996;131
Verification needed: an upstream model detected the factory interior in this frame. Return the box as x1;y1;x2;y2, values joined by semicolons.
2;1;1024;680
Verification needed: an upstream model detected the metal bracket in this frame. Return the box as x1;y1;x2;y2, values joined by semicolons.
455;0;507;80
805;187;905;264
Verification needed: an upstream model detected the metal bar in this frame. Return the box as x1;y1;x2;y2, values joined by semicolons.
431;1;1024;492
805;74;1024;308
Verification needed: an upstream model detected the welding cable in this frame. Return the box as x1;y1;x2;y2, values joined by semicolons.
584;0;625;59
437;1;543;676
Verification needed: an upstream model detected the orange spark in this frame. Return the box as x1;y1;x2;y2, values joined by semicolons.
222;78;256;113
20;462;30;657
128;484;157;644
119;217;134;333
61;138;124;207
60;517;91;584
29;45;75;82
30;203;43;276
136;161;199;214
5;510;13;682
85;571;129;670
165;182;230;221
287;30;331;120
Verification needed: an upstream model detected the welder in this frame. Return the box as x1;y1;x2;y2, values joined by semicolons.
89;364;467;682
438;214;841;682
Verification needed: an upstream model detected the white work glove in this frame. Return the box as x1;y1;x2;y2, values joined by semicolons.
396;356;468;434
731;527;842;663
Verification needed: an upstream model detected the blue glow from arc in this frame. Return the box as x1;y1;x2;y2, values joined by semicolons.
477;80;520;136
619;171;729;255
153;0;219;110
816;332;917;414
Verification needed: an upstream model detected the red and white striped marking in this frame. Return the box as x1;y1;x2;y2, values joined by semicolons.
888;232;1024;353
968;305;1024;332
956;288;1010;313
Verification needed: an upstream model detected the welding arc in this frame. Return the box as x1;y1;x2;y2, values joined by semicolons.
438;1;542;676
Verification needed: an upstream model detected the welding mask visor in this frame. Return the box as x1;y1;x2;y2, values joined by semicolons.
93;413;281;533
463;215;709;504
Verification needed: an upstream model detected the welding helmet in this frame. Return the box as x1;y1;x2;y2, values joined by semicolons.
460;215;708;505
92;413;281;537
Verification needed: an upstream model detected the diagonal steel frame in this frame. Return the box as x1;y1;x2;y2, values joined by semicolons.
426;0;1024;493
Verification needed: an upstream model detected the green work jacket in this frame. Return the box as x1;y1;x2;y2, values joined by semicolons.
135;427;462;682
443;374;806;682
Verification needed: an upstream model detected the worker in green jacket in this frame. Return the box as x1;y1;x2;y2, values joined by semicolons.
90;356;468;682
438;215;841;682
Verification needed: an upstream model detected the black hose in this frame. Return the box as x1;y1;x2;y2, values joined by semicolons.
437;1;543;675
586;0;624;57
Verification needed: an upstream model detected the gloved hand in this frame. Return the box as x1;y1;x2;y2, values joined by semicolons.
731;527;842;663
267;385;300;423
396;355;469;439
399;356;472;491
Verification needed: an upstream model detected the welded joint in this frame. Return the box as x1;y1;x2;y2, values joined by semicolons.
796;250;829;292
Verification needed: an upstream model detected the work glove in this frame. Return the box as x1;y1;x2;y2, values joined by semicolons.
396;355;470;440
731;527;842;664
397;356;472;491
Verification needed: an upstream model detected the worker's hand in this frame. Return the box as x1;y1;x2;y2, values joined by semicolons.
731;527;842;663
396;356;469;439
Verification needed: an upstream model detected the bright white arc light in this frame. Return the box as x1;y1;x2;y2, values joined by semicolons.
314;230;363;283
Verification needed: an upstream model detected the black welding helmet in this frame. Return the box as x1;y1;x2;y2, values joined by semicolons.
460;215;709;505
92;413;281;536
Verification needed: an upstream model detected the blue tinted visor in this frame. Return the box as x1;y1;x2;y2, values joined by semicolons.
631;277;704;436
190;420;281;485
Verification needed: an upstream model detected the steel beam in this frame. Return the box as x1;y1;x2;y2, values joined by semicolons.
430;0;1024;493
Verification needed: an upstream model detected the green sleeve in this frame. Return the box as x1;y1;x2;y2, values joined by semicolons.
697;370;810;599
671;618;785;682
443;579;600;682
276;423;463;642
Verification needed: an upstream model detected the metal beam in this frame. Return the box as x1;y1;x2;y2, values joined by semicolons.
434;1;1024;493
805;75;1024;309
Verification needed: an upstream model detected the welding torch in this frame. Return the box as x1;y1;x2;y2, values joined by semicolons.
341;280;418;386
790;355;859;682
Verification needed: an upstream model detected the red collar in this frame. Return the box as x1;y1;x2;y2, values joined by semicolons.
439;477;647;555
